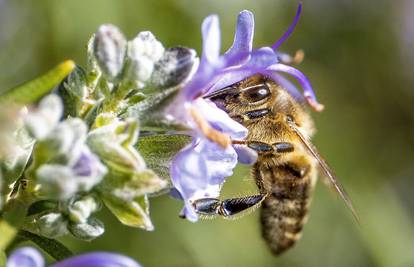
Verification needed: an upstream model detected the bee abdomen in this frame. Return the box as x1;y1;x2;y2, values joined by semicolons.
255;162;316;255
260;194;309;254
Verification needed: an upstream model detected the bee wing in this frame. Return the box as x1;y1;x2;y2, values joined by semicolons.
288;122;360;223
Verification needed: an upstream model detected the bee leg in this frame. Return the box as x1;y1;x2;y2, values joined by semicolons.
233;140;294;154
193;194;266;217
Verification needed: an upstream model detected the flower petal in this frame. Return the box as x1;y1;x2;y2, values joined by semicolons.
192;98;247;139
196;137;237;184
205;48;278;94
233;145;258;165
171;141;208;200
7;247;45;267
265;72;304;101
201;15;221;64
267;63;323;110
247;47;279;68
272;3;302;50
224;10;254;65
171;136;237;222
50;252;142;267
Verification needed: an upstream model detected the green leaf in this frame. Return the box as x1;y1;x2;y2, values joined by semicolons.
100;163;167;199
99;164;166;230
0;60;76;105
16;230;73;261
136;134;190;180
102;195;153;230
27;200;58;216
124;86;181;130
56;65;88;117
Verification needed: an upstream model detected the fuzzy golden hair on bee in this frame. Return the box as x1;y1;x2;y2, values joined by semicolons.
203;74;358;255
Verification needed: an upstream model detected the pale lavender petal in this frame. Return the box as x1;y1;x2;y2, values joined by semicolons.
169;188;183;200
193;99;247;139
233;145;258;165
266;63;320;105
224;10;254;65
201;15;221;64
247;47;279;68
265;72;304;101
272;3;302;50
171;141;208;197
50;252;141;267
205;48;278;94
71;147;105;177
196;137;237;185
205;68;259;95
171;136;237;221
7;247;44;267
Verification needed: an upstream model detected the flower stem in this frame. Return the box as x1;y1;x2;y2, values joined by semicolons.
102;81;132;113
15;230;73;261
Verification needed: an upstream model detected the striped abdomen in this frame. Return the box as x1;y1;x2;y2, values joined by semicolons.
254;158;317;255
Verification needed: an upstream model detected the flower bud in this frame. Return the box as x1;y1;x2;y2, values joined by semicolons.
36;147;107;200
24;95;62;140
151;47;198;88
44;118;87;161
37;212;68;238
124;31;165;83
68;217;104;241
68;195;100;224
87;118;145;171
93;24;127;81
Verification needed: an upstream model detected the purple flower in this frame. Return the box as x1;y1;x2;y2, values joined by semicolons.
167;3;321;221
6;247;142;267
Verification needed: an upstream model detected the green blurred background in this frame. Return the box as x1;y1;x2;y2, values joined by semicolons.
1;0;414;266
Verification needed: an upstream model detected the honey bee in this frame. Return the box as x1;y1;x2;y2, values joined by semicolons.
193;74;358;255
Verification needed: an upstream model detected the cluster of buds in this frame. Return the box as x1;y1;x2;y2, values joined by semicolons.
0;23;198;242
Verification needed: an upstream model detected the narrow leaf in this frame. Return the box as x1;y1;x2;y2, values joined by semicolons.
102;195;154;230
137;134;190;180
0;60;76;104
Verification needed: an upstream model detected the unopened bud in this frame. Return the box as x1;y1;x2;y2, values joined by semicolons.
124;31;165;83
93;24;127;81
68;195;100;224
151;47;197;88
68;217;104;241
37;213;68;238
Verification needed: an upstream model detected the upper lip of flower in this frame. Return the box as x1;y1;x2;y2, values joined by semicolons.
181;2;324;112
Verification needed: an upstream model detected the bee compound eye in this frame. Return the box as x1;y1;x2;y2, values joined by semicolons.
243;84;271;103
286;115;294;123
